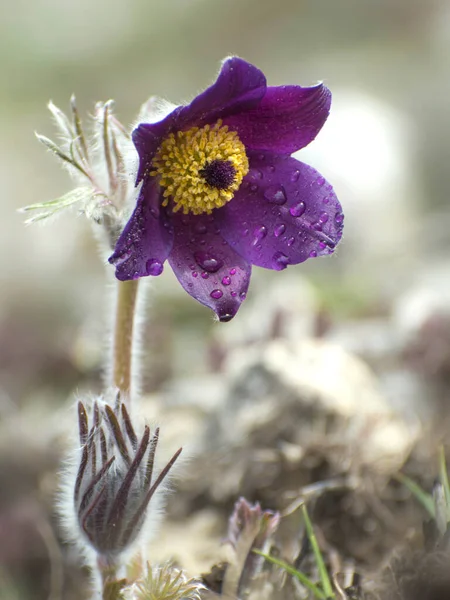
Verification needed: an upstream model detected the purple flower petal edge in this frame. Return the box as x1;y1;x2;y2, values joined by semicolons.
168;212;251;322
215;151;343;270
109;179;173;280
223;83;331;155
133;57;267;185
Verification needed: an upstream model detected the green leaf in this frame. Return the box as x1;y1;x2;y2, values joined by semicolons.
20;187;93;224
438;446;450;521
396;472;435;518
302;505;335;599
253;550;327;600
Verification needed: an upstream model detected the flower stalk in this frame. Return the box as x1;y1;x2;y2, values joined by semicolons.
113;280;139;400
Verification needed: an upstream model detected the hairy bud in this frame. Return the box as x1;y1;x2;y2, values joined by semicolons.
62;397;181;560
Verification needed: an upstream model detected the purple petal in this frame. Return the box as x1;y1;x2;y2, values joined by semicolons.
109;179;173;280
176;57;267;128
133;58;266;184
168;212;251;321
215;151;343;271
223;84;331;154
133;108;182;185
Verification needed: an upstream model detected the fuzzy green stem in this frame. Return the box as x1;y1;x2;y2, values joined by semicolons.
113;279;139;399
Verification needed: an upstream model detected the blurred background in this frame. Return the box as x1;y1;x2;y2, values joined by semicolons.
2;0;450;598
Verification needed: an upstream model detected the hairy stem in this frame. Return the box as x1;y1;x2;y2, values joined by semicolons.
113;279;139;400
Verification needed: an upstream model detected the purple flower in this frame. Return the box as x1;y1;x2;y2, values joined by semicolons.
109;57;343;321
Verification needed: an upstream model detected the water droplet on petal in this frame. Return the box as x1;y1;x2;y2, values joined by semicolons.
239;292;247;300
210;289;223;299
219;313;234;322
289;202;306;217
194;222;207;234
264;185;287;205
109;249;132;267
274;223;286;237
194;251;223;273
319;212;329;223
243;229;249;236
252;226;267;245
319;241;326;250
250;168;263;179
268;165;275;173
222;276;231;286
192;271;198;277
290;170;300;182
287;237;295;247
201;272;209;279
146;259;163;276
230;268;236;275
272;251;290;270
313;222;323;231
335;212;344;225
231;291;237;297
317;176;325;187
309;250;318;258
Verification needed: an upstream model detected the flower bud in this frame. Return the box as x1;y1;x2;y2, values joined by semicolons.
66;397;181;560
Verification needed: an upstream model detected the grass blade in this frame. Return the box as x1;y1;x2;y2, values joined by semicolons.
254;550;327;600
301;505;334;599
396;472;435;518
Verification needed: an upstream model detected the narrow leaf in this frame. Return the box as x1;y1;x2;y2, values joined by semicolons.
302;505;334;599
396;472;435;518
254;550;327;600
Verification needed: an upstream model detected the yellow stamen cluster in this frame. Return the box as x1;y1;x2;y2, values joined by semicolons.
150;120;249;215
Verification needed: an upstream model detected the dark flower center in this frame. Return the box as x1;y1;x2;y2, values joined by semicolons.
199;160;237;190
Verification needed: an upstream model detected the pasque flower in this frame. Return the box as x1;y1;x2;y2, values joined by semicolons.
109;57;344;321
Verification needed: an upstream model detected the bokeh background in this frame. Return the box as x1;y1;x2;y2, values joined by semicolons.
2;0;450;598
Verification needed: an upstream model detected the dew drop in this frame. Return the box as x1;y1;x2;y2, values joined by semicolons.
268;165;275;173
109;249;132;267
290;170;300;182
287;237;295;247
194;222;207;234
239;292;247;300
274;223;286;237
219;313;234;322
317;176;325;187
250;168;263;179
272;251;290;270
264;185;287;205
210;289;223;299
243;229;249;236
253;225;267;241
289;202;306;217
309;250;318;257
335;212;344;225
201;272;209;279
319;212;329;223
222;276;231;286
323;196;330;205
146;259;163;276
313;222;323;231
231;291;237;297
230;268;237;275
192;271;198;278
194;251;223;273
319;241;326;250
